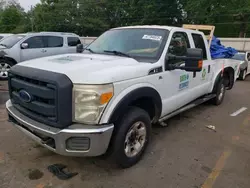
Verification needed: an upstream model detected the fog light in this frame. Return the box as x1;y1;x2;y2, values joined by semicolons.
66;137;90;151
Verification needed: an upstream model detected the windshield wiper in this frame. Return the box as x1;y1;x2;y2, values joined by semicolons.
104;50;131;58
85;48;95;53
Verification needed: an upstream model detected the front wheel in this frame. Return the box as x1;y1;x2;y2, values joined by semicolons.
211;79;226;105
0;59;13;79
110;107;151;168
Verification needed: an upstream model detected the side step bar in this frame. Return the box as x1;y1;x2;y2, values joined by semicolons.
159;94;216;123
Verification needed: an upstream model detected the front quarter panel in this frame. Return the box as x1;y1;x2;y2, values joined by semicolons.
100;81;160;124
2;44;21;63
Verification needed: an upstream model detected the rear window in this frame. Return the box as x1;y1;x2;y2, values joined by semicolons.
191;34;207;59
68;37;81;46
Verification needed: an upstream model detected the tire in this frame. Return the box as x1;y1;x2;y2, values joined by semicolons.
110;107;151;168
211;78;226;105
0;59;14;80
239;69;247;80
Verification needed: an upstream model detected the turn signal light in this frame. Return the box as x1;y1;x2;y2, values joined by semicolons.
198;60;203;68
100;92;113;105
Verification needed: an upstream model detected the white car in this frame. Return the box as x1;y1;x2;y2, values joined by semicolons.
0;32;81;79
0;33;13;41
232;51;250;80
6;25;239;168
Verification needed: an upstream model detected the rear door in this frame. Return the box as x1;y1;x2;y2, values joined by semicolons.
190;33;213;95
43;36;64;56
20;36;47;61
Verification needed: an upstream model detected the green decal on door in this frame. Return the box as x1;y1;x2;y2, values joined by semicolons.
179;74;189;90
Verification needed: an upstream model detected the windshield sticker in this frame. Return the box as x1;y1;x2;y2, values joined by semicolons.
202;69;206;80
142;35;162;41
179;74;189;90
50;56;84;63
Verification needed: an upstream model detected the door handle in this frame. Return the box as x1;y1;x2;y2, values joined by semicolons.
41;49;47;53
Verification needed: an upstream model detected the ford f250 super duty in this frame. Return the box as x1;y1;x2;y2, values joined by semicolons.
6;25;240;168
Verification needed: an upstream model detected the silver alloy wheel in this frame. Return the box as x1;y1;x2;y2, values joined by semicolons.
124;121;147;157
0;62;11;78
218;84;225;101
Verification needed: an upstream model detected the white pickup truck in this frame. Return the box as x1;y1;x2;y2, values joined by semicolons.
6;26;239;168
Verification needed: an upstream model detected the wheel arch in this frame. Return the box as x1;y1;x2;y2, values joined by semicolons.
0;56;18;65
212;67;235;93
223;67;235;90
107;87;162;125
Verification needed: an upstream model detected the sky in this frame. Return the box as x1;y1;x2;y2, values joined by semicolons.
18;0;40;11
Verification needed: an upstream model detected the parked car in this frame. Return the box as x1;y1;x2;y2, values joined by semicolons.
0;32;81;79
231;51;250;80
0;33;13;41
6;25;239;168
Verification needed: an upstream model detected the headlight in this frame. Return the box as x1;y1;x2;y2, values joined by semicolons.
73;84;113;124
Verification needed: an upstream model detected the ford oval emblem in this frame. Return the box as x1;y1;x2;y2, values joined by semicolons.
19;90;32;103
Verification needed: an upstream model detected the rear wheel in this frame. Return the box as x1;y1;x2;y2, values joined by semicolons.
211;79;226;105
0;59;13;79
110;107;151;168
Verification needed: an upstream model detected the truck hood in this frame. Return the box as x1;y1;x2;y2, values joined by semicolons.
18;53;153;84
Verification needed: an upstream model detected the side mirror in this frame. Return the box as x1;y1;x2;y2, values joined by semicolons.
21;43;28;49
184;48;203;72
166;48;203;72
76;44;84;53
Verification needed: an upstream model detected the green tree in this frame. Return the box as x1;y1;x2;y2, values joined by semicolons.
183;0;250;37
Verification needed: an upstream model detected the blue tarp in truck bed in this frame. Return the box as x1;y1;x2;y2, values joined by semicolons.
210;36;238;59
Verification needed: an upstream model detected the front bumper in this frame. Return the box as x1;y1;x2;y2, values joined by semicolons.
6;100;114;157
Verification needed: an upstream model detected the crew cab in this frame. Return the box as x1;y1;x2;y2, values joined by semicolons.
0;32;81;79
6;26;239;168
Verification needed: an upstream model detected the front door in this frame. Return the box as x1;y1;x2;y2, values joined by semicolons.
20;36;47;62
161;31;198;116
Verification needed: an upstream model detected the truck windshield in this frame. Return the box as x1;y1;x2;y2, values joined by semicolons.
87;28;169;62
232;53;245;61
0;35;25;48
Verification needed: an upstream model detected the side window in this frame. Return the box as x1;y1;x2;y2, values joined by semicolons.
68;37;81;46
192;33;207;59
167;32;190;64
23;36;45;49
45;36;63;48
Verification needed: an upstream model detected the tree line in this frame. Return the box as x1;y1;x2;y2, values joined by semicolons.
0;0;250;37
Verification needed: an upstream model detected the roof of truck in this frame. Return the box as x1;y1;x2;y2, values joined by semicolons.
113;25;173;30
112;25;204;35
